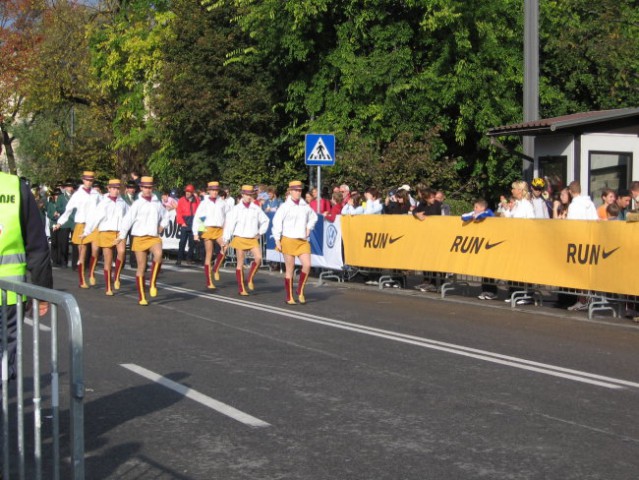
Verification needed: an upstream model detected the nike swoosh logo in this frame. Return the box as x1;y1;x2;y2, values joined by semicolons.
602;247;620;259
485;240;505;250
389;235;404;244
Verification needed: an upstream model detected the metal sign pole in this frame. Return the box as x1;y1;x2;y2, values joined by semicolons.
316;166;321;214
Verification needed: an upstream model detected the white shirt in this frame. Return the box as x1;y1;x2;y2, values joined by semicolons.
341;204;364;215
567;195;599;220
223;201;269;243
272;197;318;241
57;186;101;225
84;196;130;234
531;196;550;219
193;196;230;231
118;195;169;239
363;198;383;214
504;199;535;219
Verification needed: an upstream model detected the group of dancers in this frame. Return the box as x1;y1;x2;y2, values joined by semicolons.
54;173;318;306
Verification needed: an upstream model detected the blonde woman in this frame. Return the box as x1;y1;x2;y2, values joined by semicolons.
502;180;534;219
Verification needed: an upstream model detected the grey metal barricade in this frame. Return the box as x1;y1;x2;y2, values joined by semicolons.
0;279;84;480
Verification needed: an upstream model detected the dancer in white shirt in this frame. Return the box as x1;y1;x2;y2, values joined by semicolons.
193;181;230;289
117;176;169;306
222;185;269;296
272;181;318;304
83;179;130;295
54;171;101;288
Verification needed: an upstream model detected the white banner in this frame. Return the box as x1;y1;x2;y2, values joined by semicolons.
265;215;344;270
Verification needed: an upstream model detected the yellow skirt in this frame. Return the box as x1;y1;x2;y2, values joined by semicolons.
281;236;311;256
202;226;223;240
98;231;118;248
132;236;162;252
72;223;99;245
230;236;258;251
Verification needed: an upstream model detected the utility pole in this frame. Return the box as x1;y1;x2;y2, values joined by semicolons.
523;0;539;178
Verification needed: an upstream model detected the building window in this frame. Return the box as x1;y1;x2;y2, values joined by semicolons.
539;155;567;195
589;151;632;201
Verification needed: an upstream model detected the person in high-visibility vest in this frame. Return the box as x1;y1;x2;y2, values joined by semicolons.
271;181;318;304
116;176;169;306
0;171;53;381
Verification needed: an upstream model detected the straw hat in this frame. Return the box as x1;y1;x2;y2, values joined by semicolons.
139;176;154;187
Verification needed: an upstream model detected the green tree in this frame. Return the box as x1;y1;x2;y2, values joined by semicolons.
215;0;527;199
88;0;174;179
17;1;113;183
152;0;281;189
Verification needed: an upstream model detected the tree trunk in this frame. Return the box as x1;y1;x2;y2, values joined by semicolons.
1;124;17;175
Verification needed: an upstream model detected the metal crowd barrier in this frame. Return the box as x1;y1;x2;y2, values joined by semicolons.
0;279;84;480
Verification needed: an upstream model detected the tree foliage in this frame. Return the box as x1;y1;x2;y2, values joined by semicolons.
6;0;639;200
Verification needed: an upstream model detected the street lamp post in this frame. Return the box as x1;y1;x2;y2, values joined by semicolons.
523;0;539;177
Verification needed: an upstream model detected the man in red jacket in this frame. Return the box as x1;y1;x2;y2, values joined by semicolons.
176;184;201;265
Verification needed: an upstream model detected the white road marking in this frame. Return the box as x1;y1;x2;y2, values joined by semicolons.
120;363;270;428
120;275;639;391
24;316;51;332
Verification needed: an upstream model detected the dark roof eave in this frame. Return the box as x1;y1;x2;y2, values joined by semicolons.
487;127;552;137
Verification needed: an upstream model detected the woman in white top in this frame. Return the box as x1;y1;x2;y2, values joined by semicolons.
193;181;230;289
272;181;318;304
53;170;101;288
503;180;535;219
363;187;383;214
341;192;364;215
117;176;169;306
222;185;270;296
83;179;130;296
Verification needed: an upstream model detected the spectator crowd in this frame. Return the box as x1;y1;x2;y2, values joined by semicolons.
27;172;639;315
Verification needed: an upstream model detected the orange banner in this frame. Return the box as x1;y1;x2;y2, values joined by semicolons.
341;215;639;296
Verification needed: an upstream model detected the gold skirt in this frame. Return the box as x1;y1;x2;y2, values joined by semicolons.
281;236;311;256
98;231;118;248
132;236;162;252
72;223;99;245
230;236;258;251
202;226;223;240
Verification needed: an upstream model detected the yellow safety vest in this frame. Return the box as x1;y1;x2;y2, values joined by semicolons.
0;173;27;305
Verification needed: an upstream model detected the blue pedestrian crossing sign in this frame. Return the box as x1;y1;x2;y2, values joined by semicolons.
305;134;336;166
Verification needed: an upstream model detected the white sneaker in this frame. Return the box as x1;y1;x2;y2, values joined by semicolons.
479;292;497;300
365;280;378;285
567;300;589;311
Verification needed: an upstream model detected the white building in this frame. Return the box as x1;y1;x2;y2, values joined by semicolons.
488;107;639;203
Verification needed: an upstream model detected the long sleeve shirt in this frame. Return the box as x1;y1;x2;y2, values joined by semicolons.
567;195;599;220
271;197;318;241
503;199;535;219
19;180;53;289
223;201;269;243
193;197;230;231
176;195;200;227
363;198;383;215
56;186;101;225
118;195;169;239
84;196;130;235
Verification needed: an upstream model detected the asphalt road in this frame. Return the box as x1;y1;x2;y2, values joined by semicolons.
25;262;639;479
